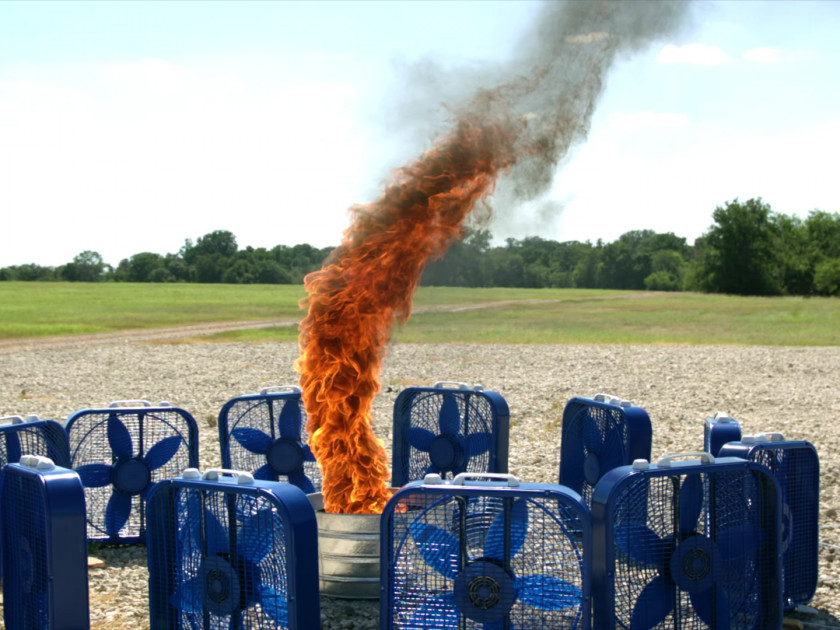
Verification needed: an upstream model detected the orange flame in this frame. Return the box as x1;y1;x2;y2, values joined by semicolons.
296;116;518;514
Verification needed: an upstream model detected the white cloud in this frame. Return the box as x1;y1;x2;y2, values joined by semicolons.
656;44;732;66
742;47;782;64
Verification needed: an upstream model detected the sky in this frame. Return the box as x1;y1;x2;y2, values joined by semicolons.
1;0;838;268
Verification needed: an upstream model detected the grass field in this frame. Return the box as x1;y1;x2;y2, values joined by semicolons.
0;282;837;346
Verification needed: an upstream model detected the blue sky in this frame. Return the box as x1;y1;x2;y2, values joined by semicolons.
1;0;838;268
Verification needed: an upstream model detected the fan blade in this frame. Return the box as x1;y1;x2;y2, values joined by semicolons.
170;576;203;614
485;498;528;561
599;425;625;474
302;443;316;462
145;435;182;471
4;432;21;464
582;414;605;454
516;574;582;610
439;393;460;435
716;525;757;560
559;444;585;493
257;585;289;626
181;492;203;550
232;427;273;455
691;583;730;629
288;470;316;494
616;523;671;570
631;574;675;630
464;432;491;457
407;427;436;452
204;508;230;556
679;473;704;534
409;593;459;628
238;508;275;564
277;399;303;440
107;415;134;458
253;463;279;481
105;490;132;536
409;521;461;581
76;463;112;488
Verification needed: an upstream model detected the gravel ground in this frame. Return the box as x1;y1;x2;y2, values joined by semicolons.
1;340;839;629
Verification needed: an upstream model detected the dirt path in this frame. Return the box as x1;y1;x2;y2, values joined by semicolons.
0;292;660;353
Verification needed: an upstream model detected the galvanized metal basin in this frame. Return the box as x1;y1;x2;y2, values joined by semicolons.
309;493;380;599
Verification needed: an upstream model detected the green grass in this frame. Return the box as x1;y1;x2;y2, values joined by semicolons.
394;291;840;345
1;282;838;346
0;282;306;338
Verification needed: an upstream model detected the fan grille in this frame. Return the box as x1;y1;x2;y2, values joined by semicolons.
386;490;587;629
221;396;321;492
563;405;629;505
404;392;495;482
149;485;291;629
67;409;196;542
751;445;819;608
1;471;49;628
610;469;776;629
0;422;69;468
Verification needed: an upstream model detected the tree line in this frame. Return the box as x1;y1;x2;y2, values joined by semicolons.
2;198;839;296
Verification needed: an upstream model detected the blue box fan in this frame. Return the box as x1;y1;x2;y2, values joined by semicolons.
146;467;320;629
381;472;591;630
718;432;819;610
218;385;321;494
0;414;72;583
703;411;741;456
591;452;783;630
0;455;89;630
391;382;510;487
559;393;651;506
0;414;70;468
64;400;199;544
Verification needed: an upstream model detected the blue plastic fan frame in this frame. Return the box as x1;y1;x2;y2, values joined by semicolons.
0;455;89;630
590;452;783;630
64;400;199;544
559;393;652;506
391;382;510;487
718;433;819;610
381;472;591;630
146;468;320;630
0;414;71;468
703;411;741;456
218;385;321;494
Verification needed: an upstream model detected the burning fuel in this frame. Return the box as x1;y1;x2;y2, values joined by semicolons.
296;0;692;514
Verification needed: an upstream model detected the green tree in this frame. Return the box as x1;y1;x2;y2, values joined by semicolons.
644;250;687;291
695;198;782;295
814;258;840;295
61;250;107;282
121;252;166;282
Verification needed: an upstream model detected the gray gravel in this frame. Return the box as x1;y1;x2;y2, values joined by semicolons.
1;341;839;628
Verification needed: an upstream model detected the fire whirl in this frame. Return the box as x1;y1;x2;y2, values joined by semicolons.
297;117;518;514
295;1;691;515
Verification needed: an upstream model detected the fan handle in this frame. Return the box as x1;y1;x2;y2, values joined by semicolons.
433;381;483;391
259;385;302;395
19;454;57;470
452;472;520;487
656;452;715;467
108;400;153;408
593;393;631;407
748;432;786;442
201;468;256;484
